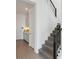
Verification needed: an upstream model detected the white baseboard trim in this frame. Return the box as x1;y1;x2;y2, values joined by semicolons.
29;43;31;46
34;49;39;54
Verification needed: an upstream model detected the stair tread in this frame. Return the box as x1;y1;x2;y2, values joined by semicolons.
45;40;53;47
43;44;53;51
48;36;54;38
46;40;53;44
50;33;54;36
48;36;54;41
39;49;53;59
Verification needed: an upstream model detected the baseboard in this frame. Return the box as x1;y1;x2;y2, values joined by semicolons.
34;49;39;54
16;39;23;41
24;39;29;44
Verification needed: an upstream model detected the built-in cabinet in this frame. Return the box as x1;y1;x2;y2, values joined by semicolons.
23;32;29;42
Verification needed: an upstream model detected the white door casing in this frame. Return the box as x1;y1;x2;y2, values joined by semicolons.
29;6;36;49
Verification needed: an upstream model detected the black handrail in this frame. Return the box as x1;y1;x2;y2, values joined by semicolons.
50;0;55;8
49;0;57;17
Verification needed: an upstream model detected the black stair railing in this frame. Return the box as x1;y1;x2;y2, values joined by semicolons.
50;0;57;17
53;23;62;59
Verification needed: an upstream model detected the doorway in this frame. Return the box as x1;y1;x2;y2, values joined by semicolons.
16;0;36;50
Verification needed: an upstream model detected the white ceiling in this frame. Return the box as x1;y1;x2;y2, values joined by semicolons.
16;0;34;14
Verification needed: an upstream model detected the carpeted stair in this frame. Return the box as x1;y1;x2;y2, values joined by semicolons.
39;32;54;59
39;23;61;59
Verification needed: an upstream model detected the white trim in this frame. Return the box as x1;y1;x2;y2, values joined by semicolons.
34;48;39;54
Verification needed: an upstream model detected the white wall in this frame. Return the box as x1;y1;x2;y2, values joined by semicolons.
30;0;62;53
16;13;28;40
53;0;62;23
25;11;29;26
29;6;36;49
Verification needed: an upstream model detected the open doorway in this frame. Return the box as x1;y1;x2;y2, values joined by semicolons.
16;1;45;59
16;0;36;50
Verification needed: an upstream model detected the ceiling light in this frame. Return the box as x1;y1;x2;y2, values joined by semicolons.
25;8;28;11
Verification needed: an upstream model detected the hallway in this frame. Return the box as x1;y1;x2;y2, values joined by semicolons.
16;40;44;59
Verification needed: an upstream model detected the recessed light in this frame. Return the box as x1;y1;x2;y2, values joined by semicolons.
25;8;28;11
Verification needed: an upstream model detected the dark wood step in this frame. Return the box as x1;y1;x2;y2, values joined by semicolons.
45;40;53;47
48;36;54;41
50;33;54;36
42;44;53;55
39;49;53;59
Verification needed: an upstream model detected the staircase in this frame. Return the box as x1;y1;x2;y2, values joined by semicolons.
39;23;62;59
39;36;54;59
